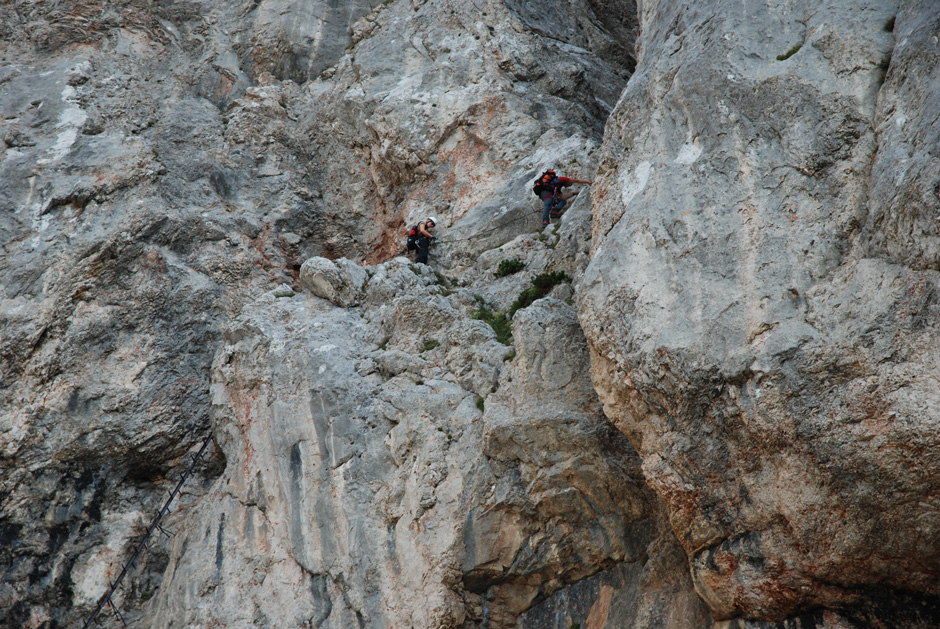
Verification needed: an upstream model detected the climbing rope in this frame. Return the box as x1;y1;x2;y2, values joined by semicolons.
82;432;214;628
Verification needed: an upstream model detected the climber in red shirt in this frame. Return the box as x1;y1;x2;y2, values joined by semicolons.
532;169;592;225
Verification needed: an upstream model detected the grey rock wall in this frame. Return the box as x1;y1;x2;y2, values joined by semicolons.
0;0;648;627
148;215;706;627
4;0;940;626
581;0;940;624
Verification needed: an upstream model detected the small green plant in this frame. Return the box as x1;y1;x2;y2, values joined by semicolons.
475;396;485;412
503;350;516;362
508;271;570;317
509;287;542;318
409;264;422;275
776;43;801;61
531;270;569;291
421;339;440;352
878;53;892;72
434;270;452;286
378;336;390;351
472;302;513;345
494;258;525;277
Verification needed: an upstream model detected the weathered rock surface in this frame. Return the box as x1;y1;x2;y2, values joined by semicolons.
148;236;707;627
0;0;649;626
3;0;940;626
582;0;940;624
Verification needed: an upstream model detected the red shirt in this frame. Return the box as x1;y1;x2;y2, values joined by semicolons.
539;176;573;199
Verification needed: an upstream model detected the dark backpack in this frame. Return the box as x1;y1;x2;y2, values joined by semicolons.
406;223;423;250
532;170;558;198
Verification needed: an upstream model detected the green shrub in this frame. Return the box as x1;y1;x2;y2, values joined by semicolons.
509;287;541;318
421;339;440;352
475;396;485;411
508;271;570;317
494;258;525;277
472;302;513;345
531;270;568;291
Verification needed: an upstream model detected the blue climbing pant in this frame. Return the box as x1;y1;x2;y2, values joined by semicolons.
542;194;567;223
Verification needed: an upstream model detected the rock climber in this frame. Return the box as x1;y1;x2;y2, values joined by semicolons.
406;216;437;264
532;169;592;226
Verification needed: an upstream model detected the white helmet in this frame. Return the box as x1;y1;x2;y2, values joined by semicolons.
426;216;438;226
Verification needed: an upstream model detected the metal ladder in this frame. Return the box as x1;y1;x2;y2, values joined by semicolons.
82;432;214;628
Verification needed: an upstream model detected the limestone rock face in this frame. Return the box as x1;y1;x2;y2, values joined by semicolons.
581;0;940;623
148;235;706;627
4;0;940;627
0;0;652;626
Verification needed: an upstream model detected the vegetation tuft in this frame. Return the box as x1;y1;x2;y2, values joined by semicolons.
470;272;569;346
475;396;485;412
494;258;525;277
421;339;440;352
509;271;570;318
776;43;801;61
472;299;513;345
878;53;892;72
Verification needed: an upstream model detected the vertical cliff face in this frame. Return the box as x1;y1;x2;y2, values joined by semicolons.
581;0;940;623
3;0;940;627
1;0;658;627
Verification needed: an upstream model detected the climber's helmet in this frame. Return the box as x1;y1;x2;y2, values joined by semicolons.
426;217;437;227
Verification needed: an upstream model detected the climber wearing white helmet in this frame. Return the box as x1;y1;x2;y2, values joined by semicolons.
406;216;437;264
